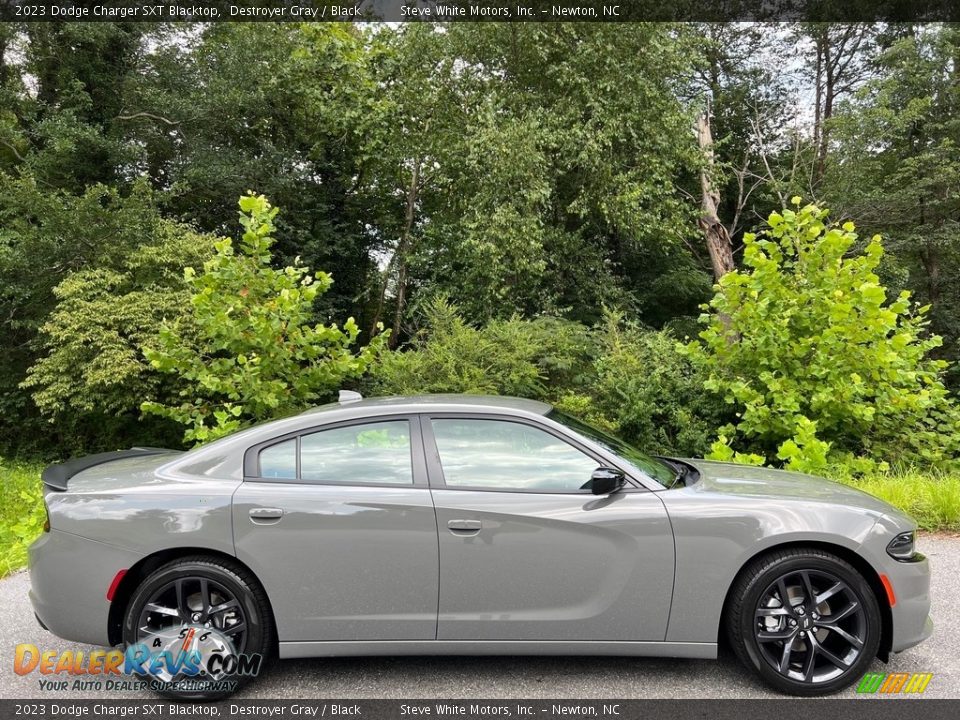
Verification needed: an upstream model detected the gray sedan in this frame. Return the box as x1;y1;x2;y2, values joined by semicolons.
29;394;932;698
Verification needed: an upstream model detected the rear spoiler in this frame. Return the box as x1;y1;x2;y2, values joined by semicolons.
41;447;172;491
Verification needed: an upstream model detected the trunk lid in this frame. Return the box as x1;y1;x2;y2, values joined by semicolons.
42;448;181;493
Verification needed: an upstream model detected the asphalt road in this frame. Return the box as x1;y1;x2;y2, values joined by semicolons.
1;535;958;700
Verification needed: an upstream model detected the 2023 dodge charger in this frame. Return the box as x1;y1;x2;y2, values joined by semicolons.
29;394;932;698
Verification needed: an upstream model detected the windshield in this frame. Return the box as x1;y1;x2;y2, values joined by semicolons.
547;411;677;487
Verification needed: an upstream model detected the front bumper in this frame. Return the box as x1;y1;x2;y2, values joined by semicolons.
860;516;933;654
887;554;933;653
29;529;142;647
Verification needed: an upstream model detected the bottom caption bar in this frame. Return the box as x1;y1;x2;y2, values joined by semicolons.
4;700;959;720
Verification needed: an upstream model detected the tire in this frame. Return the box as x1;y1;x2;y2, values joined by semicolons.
727;548;881;696
122;555;275;700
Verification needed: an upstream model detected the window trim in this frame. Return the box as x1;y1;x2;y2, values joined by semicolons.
420;413;647;495
243;415;426;488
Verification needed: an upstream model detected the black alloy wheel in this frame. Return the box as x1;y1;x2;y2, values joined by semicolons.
122;556;275;700
727;548;881;695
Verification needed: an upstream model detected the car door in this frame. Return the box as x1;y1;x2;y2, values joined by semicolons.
232;416;439;643
424;414;674;642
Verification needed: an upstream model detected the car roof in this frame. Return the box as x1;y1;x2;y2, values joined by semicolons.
158;394;555;482
300;393;552;416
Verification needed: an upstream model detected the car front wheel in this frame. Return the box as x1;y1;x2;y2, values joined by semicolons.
727;548;881;696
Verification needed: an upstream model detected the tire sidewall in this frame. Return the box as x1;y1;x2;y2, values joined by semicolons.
121;560;269;700
738;554;881;696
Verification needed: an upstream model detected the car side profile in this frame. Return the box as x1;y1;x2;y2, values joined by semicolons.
29;394;932;698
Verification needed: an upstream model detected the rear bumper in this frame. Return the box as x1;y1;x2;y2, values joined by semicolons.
29;529;141;647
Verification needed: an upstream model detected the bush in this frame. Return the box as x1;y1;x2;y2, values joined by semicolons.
142;194;385;444
684;199;960;475
0;458;44;577
366;297;594;400
0;177;184;456
556;312;729;457
22;222;213;453
369;301;724;458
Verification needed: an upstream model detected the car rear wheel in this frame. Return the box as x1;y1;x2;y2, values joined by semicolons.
122;556;275;700
727;548;881;696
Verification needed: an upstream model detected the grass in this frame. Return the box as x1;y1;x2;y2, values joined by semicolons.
1;457;958;578
840;469;960;532
0;458;45;578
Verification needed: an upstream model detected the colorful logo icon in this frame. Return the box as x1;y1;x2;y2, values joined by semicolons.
856;672;933;694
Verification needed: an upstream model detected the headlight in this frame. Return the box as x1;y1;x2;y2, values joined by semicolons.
886;530;917;561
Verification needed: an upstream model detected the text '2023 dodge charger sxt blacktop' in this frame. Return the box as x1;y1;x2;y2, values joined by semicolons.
29;394;932;698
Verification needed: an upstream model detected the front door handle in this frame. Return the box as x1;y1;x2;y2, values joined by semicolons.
447;519;482;535
249;507;284;524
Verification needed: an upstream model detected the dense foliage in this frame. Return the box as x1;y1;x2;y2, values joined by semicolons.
141;195;385;444
0;21;958;478
368;300;728;458
687;200;960;473
367;297;593;400
559;314;731;458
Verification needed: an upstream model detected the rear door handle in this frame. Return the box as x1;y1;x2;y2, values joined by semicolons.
249;507;284;524
447;519;482;535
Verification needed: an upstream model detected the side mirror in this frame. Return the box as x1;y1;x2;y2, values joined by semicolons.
590;467;625;495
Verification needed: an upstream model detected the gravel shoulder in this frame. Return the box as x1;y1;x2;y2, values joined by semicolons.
1;535;957;700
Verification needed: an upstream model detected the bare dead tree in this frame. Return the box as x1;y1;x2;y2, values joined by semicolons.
696;108;736;281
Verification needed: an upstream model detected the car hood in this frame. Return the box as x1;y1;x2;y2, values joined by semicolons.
681;458;901;518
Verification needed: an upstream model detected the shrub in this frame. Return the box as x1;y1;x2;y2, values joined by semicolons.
684;199;960;475
369;301;724;457
0;458;45;577
142;194;385;444
22;223;213;453
366;296;594;400
556;312;729;457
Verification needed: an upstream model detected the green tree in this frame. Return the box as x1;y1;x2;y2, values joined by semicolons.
372;24;705;327
141;194;386;444
8;23;149;191
825;25;960;387
22;222;214;453
685;199;960;474
124;23;380;323
0;177;174;454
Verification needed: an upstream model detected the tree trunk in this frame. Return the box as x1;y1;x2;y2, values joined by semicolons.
696;111;735;281
0;31;8;87
812;31;824;184
920;245;941;304
815;33;833;186
389;158;420;347
370;158;421;345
